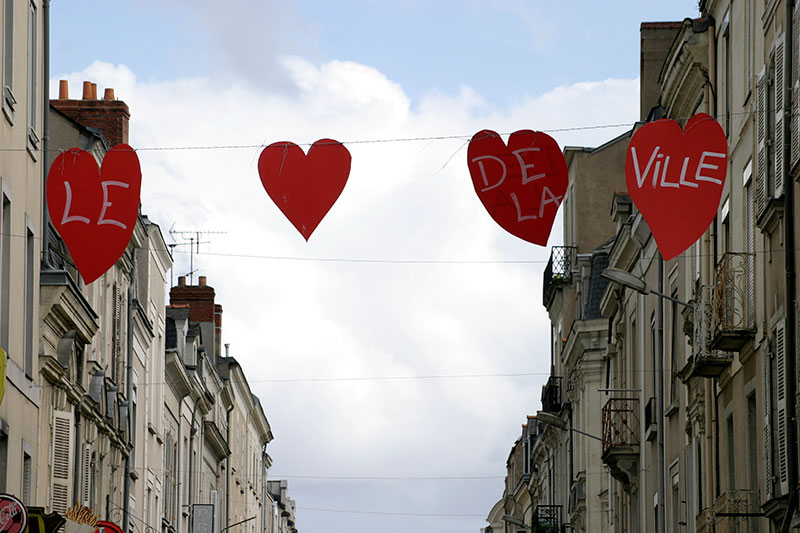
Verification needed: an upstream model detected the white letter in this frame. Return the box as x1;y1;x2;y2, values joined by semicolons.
538;186;564;218
97;181;130;229
512;147;546;185
659;156;680;188
61;181;90;225
630;146;661;188
510;193;537;221
695;151;726;184
471;155;507;192
678;156;698;188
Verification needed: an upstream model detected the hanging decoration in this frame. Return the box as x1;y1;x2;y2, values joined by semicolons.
0;494;27;533
625;113;727;261
258;139;351;241
467;129;568;246
47;144;142;284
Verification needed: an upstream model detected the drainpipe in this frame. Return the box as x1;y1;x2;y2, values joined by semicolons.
781;1;798;530
123;253;137;533
42;0;51;269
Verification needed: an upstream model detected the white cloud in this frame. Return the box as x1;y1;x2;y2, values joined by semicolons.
51;59;638;533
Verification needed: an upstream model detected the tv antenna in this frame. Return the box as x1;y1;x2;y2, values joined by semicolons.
168;227;227;285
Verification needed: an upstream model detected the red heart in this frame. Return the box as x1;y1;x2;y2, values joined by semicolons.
258;139;351;241
47;144;142;284
467;130;568;246
625;113;727;261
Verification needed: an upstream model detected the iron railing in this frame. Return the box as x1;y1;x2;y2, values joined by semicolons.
533;504;562;532
688;285;733;377
601;397;639;455
541;376;562;413
543;246;577;307
712;252;756;349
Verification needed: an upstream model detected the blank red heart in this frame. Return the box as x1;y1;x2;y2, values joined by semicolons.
467;129;568;246
47;144;141;284
625;113;727;261
258;139;351;241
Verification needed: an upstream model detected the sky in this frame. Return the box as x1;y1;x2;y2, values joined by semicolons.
51;2;700;532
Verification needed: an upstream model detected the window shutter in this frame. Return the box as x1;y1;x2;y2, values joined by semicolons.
113;283;123;389
51;410;74;515
757;68;768;217
775;39;785;197
776;322;789;494
762;340;774;500
81;444;91;506
792;9;800;167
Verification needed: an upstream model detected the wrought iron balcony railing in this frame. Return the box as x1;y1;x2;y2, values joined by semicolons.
684;285;733;378
543;246;577;308
712;252;756;350
601;397;639;454
533;504;562;532
541;376;562;414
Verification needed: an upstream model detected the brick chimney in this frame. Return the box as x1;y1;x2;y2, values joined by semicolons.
51;79;130;147
169;275;224;359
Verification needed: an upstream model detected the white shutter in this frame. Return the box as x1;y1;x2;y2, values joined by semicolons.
762;340;774;500
776;322;789;494
81;444;91;506
756;68;768;217
792;9;800;166
51;410;74;515
775;39;785;197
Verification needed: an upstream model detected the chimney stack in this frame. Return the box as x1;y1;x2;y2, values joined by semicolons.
52;79;131;146
169;275;224;360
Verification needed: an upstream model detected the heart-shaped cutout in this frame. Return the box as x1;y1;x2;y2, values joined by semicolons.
625;113;727;261
467;129;568;246
258;139;351;241
47;144;142;284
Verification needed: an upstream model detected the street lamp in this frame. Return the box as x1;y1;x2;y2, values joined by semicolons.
536;410;602;441
600;264;691;533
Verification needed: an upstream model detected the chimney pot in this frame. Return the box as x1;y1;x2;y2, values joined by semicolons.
199;276;207;286
82;81;92;100
104;88;115;101
91;83;98;99
59;80;69;99
178;276;186;287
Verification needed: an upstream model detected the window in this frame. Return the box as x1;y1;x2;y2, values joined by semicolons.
650;313;656;395
722;11;731;133
727;415;735;489
747;393;760;532
25;0;37;150
23;223;34;377
2;0;13;121
671;471;680;533
0;424;7;492
0;191;9;351
21;450;31;503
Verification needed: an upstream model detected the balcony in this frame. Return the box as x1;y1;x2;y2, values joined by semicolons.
533;504;561;533
681;285;733;379
696;507;715;533
711;253;756;350
601;397;639;488
543;246;576;308
713;489;762;533
540;376;562;414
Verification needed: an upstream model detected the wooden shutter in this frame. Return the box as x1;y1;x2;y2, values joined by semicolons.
775;39;785;197
792;9;800;167
762;339;774;499
756;68;768;217
51;410;74;515
81;444;91;506
113;283;123;389
776;322;789;494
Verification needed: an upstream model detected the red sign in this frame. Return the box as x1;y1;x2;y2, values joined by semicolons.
258;139;351;241
467;130;567;246
94;521;122;533
47;144;142;284
0;494;26;533
625;113;727;261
